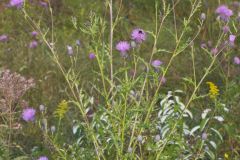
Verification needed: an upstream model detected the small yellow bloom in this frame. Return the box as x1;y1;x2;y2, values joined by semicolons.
224;153;229;160
206;82;219;99
54;100;68;119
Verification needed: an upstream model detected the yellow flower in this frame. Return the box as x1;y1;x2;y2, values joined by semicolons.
54;100;68;119
206;82;219;99
224;153;229;160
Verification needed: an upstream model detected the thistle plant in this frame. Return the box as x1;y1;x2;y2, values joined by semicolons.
0;0;240;159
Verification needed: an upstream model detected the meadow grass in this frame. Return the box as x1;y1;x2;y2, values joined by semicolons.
0;0;240;159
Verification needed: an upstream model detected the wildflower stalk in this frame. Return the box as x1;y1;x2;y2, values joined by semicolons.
7;100;12;156
22;10;105;160
23;11;79;101
96;55;108;98
129;0;201;152
191;43;197;87
109;0;114;95
143;0;201;133
195;100;218;159
156;43;226;159
128;0;178;151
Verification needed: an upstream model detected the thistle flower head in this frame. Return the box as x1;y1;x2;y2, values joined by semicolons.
38;156;48;160
88;53;96;60
39;1;48;7
67;45;73;56
222;26;230;33
154;134;161;142
76;40;81;46
31;31;38;37
29;40;38;48
202;132;208;140
39;104;45;112
233;56;240;64
137;135;143;142
22;108;36;122
229;35;236;43
131;28;146;43
9;0;24;8
151;60;163;68
200;43;207;49
211;48;218;55
130;41;137;48
215;5;233;21
50;125;56;133
159;76;166;84
200;13;206;21
116;41;130;56
0;35;8;42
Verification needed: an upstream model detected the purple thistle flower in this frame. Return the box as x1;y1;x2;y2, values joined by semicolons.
88;53;96;60
131;28;146;43
29;40;38;48
159;76;166;84
9;0;24;8
0;35;8;42
222;26;230;33
211;48;218;55
234;56;240;64
39;1;48;7
229;35;236;47
67;45;73;56
31;31;38;37
229;35;236;43
38;156;48;160
151;60;163;68
215;5;233;21
200;43;207;49
22;108;36;122
116;41;130;57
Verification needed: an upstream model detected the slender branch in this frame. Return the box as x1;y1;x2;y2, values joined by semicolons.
109;0;114;99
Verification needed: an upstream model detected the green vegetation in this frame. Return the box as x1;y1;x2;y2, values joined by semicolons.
0;0;240;159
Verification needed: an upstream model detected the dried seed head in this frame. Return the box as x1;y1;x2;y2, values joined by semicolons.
0;70;35;109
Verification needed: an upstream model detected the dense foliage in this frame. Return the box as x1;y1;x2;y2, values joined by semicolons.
0;0;240;159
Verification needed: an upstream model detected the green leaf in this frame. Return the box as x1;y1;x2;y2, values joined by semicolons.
209;141;217;149
210;128;223;142
200;118;209;132
72;124;80;135
206;150;215;160
190;125;200;136
12;156;29;160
